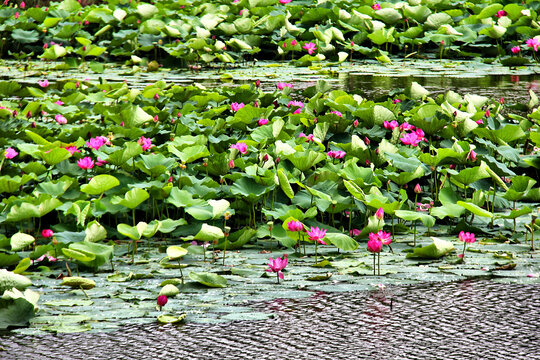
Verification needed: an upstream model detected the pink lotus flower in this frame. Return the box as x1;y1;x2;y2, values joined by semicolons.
307;226;327;245
267;254;288;282
258;118;269;126
526;38;540;52
231;102;245;112
476;119;484;125
64;146;80;155
77;157;95;170
38;79;49;88
372;3;381;10
459;231;476;244
392;99;402;104
377;231;392;245
157;295;168;309
469;150;477;162
34;254;57;263
299;132;315;142
4;147;18;159
414;183;421;194
353;119;359;127
138;136;154;151
287;220;304;232
350;229;361;236
42;229;54;238
327;150;346;159
291;39;297;46
20;1;25;8
228;159;235;168
511;46;520;54
55;114;67;124
54;100;64;105
329;111;342;117
399;122;415;131
86;137;107;150
496;10;507;18
416;202;432;212
367;237;382;253
384;120;399;130
375;207;384;220
96;157;108;166
415;128;425;140
400;132;422;146
14;11;19;19
288;100;304;108
230;142;248;154
279;0;291;4
302;42;317;55
277;82;293;90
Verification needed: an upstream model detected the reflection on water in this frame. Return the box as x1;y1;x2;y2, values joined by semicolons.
343;73;540;102
1;280;539;359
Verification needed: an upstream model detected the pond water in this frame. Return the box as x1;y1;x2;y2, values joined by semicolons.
1;279;538;359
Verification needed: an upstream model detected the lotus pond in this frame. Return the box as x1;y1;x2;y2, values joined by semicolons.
0;0;540;337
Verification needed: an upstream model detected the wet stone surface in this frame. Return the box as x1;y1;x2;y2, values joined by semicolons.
1;280;539;359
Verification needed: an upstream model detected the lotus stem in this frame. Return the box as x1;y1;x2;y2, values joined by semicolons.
315;241;318;264
377;253;381;276
80;286;89;299
373;253;376;276
178;260;184;284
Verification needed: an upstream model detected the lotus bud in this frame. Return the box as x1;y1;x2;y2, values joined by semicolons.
414;183;421;194
375;208;384;220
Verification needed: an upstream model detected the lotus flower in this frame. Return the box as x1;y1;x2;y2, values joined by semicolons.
384;120;399;130
291;39;297;46
511;46;520;54
400;132;422;147
469;150;477;162
258;118;269;126
157;295;168;309
307;226;327;245
414;183;421;194
230;142;248;154
279;0;292;4
4;147;18;159
327;150;346;159
367;237;382;253
350;229;361;236
526;38;540;52
277;82;293;90
302;42;317;55
38;79;49;88
228;159;235;168
86;137;107;150
496;10;507;18
392;99;402;104
372;3;381;10
55;114;67;124
287;220;303;232
42;229;54;238
231;102;245;112
266;254;288;283
299;132;314;142
458;231;476;260
138;136;154;151
64;146;80;155
77;157;95;170
375;207;384;220
459;231;476;244
329;111;342;117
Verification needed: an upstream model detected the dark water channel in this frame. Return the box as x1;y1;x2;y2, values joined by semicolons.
1;280;539;359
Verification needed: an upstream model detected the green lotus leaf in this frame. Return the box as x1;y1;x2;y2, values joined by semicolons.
189;272;228;288
111;188;149;209
60;276;96;290
157;314;186;324
0;270;32;293
84;220;107;242
406;237;454;259
80;175;120;195
395;210;436;228
457;201;493;218
10;233;35;252
40;147;71;166
167;246;188;260
193;224;224;242
325;232;358;251
159;284;180;297
61;248;96;262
